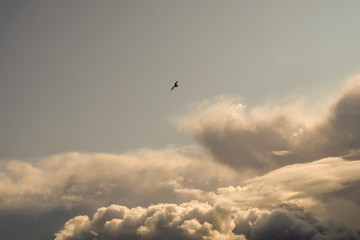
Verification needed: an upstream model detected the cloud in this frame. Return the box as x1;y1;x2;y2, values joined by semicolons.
55;201;359;240
50;156;360;240
0;147;238;239
0;147;239;211
176;96;318;171
2;151;360;239
54;215;95;240
215;157;360;228
2;148;359;217
1;153;360;240
55;201;246;240
249;203;359;240
3;75;360;239
177;75;360;172
247;157;360;196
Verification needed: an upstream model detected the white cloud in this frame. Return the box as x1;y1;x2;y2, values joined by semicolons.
55;201;247;240
54;215;96;240
55;201;359;240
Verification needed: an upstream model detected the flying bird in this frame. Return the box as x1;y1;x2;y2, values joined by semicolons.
171;81;179;91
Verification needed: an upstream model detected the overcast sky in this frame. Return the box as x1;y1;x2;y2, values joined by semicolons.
1;1;360;240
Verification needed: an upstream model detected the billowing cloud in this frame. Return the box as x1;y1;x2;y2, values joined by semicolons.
0;147;239;211
3;76;360;239
0;148;239;239
49;156;360;240
177;96;309;171
55;201;359;240
2;151;360;239
177;75;360;172
54;201;245;240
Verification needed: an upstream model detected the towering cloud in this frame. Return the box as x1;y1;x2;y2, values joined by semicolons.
178;75;360;172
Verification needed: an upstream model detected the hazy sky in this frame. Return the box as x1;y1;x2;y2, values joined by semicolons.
1;0;360;158
1;1;360;240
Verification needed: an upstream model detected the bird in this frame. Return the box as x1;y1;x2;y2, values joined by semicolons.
171;81;179;91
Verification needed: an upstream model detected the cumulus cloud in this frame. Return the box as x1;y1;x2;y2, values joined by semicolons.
55;201;359;240
177;75;360;172
55;201;245;240
50;156;360;240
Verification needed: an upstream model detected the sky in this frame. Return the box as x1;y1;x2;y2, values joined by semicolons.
1;1;360;240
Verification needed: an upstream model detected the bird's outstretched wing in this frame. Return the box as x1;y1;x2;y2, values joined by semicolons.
171;81;178;91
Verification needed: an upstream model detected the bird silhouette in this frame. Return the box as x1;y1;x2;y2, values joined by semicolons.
171;81;179;91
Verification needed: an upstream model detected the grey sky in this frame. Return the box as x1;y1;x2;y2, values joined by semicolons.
1;1;360;158
2;2;360;239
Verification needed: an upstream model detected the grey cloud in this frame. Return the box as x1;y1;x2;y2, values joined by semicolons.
318;80;360;158
177;76;360;172
250;204;359;240
177;97;297;171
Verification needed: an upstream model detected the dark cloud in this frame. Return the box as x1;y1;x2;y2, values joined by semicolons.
177;97;318;171
250;204;360;240
318;82;360;158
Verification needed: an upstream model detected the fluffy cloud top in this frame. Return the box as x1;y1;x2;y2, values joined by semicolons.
178;76;360;172
55;201;359;240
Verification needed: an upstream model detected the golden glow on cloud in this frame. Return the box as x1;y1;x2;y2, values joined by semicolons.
2;75;360;239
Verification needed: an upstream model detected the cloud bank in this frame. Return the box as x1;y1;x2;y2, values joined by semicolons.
55;201;359;240
0;147;239;211
2;76;360;239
